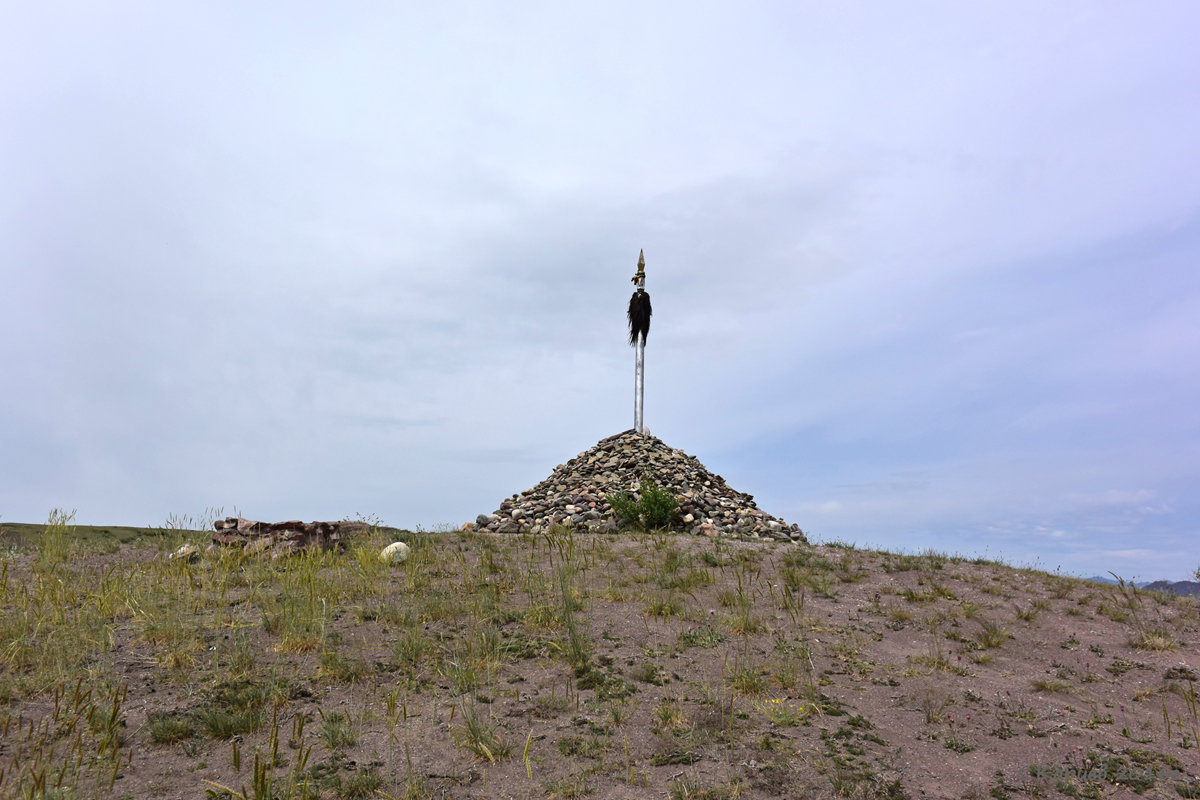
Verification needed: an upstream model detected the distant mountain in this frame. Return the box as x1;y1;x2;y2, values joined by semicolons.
1142;580;1200;597
1085;575;1200;596
1084;575;1149;587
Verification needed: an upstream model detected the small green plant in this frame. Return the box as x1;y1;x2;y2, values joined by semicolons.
607;491;640;528
678;624;725;649
556;733;610;758
652;697;689;735
532;693;570;718
725;661;767;695
334;766;383;799
631;661;665;685
1130;628;1177;652
913;686;954;724
317;710;357;751
148;711;196;744
606;474;678;530
639;476;679;529
756;697;810;726
453;702;511;763
975;619;1010;649
1014;604;1040;622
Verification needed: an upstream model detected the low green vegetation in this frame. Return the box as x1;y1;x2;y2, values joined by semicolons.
0;513;1197;799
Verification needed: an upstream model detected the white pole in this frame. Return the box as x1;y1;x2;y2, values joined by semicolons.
635;338;644;433
631;250;647;434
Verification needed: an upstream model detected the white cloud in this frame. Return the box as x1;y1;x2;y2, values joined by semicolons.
2;2;1200;579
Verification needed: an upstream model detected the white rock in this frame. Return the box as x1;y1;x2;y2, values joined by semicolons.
170;543;199;562
380;541;410;563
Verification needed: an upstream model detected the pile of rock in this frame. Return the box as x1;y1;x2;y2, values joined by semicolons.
211;517;369;558
471;430;806;542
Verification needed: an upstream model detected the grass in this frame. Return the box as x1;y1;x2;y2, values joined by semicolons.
1;514;1198;799
452;701;511;763
975;618;1011;649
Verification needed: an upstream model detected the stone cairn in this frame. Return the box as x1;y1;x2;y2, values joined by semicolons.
470;430;806;543
211;517;369;558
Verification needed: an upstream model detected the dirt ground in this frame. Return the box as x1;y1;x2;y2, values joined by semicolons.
0;528;1197;799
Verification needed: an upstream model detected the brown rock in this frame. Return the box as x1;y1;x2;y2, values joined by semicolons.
474;430;806;543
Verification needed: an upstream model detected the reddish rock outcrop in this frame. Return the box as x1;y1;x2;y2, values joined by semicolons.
211;517;369;558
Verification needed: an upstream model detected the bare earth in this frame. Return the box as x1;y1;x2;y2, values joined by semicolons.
0;526;1197;800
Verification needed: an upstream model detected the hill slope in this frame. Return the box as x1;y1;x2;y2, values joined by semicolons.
0;524;1196;799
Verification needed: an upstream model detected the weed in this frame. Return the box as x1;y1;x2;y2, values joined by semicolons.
757;697;811;726
148;711;196;744
646;592;683;620
557;565;592;671
913;686;954;724
975;619;1010;649
334;767;383;800
533;693;571;718
653;697;690;735
452;702;511;762
557;733;610;758
545;771;596;798
1107;657;1145;677
317;710;357;751
678;623;725;649
1130;628;1177;652
725;661;767;695
1014;604;1040;622
631;661;665;685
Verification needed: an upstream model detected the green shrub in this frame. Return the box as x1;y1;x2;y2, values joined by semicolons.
606;474;679;530
640;477;679;529
606;491;641;528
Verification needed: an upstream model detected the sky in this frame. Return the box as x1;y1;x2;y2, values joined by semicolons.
2;2;1198;580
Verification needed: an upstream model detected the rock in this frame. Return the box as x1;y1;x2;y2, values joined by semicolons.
380;541;410;563
169;544;199;562
471;429;806;543
272;540;299;559
210;517;364;556
245;536;273;555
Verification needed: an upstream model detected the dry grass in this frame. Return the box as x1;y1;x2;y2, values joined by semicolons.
0;514;1197;800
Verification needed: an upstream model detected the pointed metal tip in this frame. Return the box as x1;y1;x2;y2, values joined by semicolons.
638;249;645;266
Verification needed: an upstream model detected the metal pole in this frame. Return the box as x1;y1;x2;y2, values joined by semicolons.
635;338;644;433
630;249;647;434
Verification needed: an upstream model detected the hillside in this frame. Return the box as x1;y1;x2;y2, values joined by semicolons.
0;521;1196;799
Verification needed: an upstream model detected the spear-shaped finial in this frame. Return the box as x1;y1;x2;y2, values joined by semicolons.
628;250;651;346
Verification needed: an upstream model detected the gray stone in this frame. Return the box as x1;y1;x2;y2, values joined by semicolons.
471;429;807;543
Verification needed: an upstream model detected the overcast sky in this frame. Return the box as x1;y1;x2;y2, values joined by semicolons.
3;2;1198;580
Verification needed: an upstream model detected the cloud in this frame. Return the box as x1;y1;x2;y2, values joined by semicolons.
2;3;1200;579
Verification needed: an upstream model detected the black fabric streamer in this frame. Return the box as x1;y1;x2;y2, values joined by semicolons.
627;290;652;346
